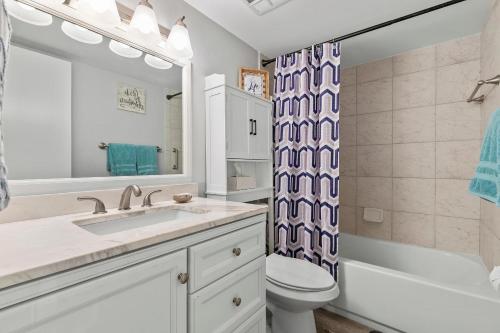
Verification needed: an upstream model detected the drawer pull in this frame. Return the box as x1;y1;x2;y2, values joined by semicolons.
232;247;242;256
177;273;189;284
232;297;242;307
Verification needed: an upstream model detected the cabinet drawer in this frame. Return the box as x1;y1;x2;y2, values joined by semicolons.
188;256;266;333
188;222;265;292
233;306;267;333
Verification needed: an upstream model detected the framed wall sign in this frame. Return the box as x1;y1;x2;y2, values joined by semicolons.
239;67;270;100
117;84;146;114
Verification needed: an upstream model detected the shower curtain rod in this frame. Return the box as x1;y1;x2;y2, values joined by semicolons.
261;0;467;67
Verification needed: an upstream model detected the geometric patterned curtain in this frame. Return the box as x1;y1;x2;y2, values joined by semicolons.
0;0;11;211
273;42;340;279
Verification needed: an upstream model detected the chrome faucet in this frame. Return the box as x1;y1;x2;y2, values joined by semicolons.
118;185;142;210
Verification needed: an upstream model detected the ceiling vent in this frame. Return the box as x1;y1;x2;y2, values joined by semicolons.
243;0;293;16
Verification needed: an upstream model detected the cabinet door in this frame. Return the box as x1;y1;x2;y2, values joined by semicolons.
249;99;271;160
226;89;251;159
0;250;188;333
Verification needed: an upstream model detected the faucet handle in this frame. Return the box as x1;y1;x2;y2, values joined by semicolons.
78;197;107;214
142;190;162;207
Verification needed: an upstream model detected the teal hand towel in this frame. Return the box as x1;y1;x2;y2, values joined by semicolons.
469;109;500;204
136;145;159;175
107;143;138;176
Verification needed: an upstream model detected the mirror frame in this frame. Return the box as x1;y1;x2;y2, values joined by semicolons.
7;1;193;196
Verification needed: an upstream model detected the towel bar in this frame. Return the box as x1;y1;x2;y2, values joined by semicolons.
467;75;500;103
98;142;162;152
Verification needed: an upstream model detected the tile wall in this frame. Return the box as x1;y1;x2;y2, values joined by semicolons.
339;33;482;255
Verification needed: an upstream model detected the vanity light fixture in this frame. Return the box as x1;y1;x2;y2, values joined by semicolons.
5;0;53;26
61;21;103;44
109;40;143;58
165;16;193;59
144;54;173;70
78;0;121;26
129;0;161;43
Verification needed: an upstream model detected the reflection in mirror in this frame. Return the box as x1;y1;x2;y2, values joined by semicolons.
3;13;183;180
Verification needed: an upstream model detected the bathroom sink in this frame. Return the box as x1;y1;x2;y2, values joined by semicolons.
74;207;208;235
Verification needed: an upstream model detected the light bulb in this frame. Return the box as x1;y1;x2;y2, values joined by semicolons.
165;17;193;59
129;0;161;43
109;40;143;58
5;0;53;26
144;54;173;70
61;21;103;44
78;0;121;26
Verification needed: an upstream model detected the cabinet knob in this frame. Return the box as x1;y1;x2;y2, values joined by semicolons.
233;297;242;307
232;247;242;256
177;272;189;284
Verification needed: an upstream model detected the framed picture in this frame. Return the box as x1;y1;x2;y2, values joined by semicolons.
239;67;270;100
117;84;146;114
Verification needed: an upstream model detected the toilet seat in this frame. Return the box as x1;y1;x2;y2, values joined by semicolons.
266;254;336;292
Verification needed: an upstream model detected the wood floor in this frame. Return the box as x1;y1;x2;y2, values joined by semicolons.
314;309;374;333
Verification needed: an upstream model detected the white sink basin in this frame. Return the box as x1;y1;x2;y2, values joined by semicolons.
74;207;207;235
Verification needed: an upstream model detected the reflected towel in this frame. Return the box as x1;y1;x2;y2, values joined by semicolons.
136;145;159;175
469;109;500;204
107;143;137;176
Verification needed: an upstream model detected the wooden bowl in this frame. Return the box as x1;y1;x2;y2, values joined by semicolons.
173;193;193;204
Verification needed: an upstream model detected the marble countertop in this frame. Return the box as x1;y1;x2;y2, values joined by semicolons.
0;198;267;290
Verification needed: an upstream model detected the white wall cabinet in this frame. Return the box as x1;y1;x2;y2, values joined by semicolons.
0;216;267;333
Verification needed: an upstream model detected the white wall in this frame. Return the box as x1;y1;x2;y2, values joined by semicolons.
117;0;259;194
3;46;72;180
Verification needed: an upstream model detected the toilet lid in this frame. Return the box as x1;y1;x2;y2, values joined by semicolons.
266;254;336;292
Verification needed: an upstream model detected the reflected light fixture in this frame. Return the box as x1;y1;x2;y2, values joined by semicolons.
78;0;121;26
109;40;143;58
5;0;53;26
165;16;193;59
61;21;103;44
144;54;173;70
129;0;161;43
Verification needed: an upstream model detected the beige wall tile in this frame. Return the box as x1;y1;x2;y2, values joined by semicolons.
393;106;435;143
393;178;435;214
357;58;393;83
357;78;393;114
392;212;435;247
436;60;480;104
393;70;436;110
393;46;435;75
436;102;481;141
340;176;357;206
357;145;392;177
436;179;480;219
357;177;392;210
436;216;479;255
480;223;495;270
340;206;356;234
356;208;392;240
436;141;480;179
340;146;357;176
341;67;357;86
340;116;357;146
393;143;435;178
340;84;356;116
357;111;392;145
437;34;481;67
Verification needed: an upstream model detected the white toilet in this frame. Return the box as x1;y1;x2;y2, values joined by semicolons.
266;254;339;333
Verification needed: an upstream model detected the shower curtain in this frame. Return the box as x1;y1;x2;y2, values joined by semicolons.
0;0;11;210
273;42;340;279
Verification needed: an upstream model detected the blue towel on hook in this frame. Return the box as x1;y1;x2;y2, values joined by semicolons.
469;109;500;204
107;143;138;176
136;145;159;175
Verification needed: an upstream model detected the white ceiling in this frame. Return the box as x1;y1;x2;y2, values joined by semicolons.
184;0;493;67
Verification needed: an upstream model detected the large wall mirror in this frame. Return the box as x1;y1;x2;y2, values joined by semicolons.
3;1;192;195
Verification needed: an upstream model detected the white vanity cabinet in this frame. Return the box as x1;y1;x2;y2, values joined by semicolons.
0;215;267;333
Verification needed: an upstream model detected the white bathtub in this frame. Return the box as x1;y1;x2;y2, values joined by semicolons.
329;233;500;333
